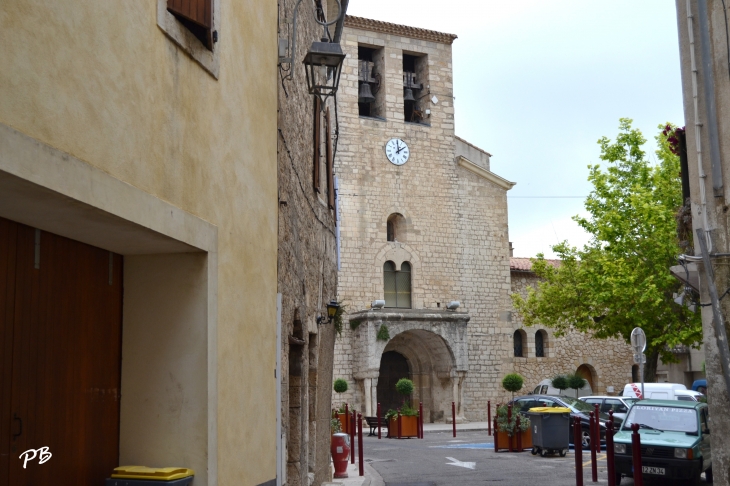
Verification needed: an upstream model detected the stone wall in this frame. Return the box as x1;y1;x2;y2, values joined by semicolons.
510;270;634;398
277;1;340;484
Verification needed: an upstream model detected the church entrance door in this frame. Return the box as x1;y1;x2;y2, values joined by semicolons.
377;351;411;413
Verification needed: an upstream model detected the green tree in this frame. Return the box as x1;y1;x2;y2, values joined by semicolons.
512;119;701;382
501;373;524;399
567;374;587;398
551;375;569;395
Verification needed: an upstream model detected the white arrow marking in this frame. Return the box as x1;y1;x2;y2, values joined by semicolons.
445;457;476;470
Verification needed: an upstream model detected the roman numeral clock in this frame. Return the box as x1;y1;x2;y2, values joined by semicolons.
385;138;410;166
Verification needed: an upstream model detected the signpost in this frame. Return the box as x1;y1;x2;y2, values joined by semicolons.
631;327;647;399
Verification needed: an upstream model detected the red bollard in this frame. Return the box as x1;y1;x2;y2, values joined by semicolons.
331;433;350;478
488;400;492;436
345;403;349;434
350;410;356;464
452;401;456;438
397;409;402;439
589;411;597;482
358;413;364;477
417;410;421;439
507;405;513;453
631;423;643;486
377;403;381;440
493;415;499;452
419;402;424;439
515;415;522;452
606;414;615;486
574;415;583;486
593;404;601;455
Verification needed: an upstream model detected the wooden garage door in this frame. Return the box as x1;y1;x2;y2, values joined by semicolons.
0;217;123;485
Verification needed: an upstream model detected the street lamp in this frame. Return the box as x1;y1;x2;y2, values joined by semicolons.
303;40;345;106
318;300;340;325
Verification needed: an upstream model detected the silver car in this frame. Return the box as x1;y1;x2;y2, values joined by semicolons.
579;395;638;422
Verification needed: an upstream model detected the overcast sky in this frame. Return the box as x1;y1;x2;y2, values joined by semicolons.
346;1;685;258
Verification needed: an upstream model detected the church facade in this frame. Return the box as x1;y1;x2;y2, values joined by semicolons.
332;16;634;422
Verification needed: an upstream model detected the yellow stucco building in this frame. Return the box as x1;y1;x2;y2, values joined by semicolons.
0;1;278;484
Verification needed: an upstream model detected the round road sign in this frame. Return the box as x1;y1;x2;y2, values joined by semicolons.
631;327;647;353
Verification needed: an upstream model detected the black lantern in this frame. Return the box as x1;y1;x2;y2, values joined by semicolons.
303;40;346;106
318;300;340;325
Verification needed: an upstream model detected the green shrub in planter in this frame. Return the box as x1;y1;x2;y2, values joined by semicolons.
496;404;530;437
333;378;348;412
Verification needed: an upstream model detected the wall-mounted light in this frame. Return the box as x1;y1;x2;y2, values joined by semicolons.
446;301;460;311
318;300;341;325
278;0;346;106
371;300;385;309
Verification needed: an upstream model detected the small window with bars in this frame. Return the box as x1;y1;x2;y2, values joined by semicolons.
535;330;545;357
384;261;411;308
513;330;523;357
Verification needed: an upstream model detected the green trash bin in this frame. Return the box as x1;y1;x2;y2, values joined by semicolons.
526;407;571;457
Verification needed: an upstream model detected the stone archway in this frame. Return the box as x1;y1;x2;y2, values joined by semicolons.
347;308;469;423
577;363;598;392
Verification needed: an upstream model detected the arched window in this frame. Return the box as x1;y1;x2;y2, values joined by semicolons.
513;330;523;357
386;213;406;242
384;261;411;308
535;330;546;357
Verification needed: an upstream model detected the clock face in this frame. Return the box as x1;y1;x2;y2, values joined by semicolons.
385;138;410;166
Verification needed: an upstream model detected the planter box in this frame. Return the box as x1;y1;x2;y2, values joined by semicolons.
336;413;351;434
387;415;418;438
494;428;532;452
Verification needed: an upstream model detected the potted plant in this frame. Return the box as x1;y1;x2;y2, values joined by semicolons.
494;404;532;452
333;378;351;434
386;378;419;438
495;373;532;452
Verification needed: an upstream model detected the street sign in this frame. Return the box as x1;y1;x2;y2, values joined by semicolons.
633;353;646;364
631;327;647;354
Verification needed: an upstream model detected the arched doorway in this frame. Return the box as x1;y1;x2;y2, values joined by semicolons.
377;351;411;412
576;364;597;393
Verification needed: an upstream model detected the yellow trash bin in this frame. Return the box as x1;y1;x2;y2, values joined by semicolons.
106;466;195;486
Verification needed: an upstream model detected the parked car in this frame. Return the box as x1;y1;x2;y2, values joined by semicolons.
692;379;707;395
579;395;639;422
531;378;592;397
621;382;705;401
613;399;712;485
509;394;616;448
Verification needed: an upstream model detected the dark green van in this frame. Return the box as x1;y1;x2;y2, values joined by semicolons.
613;400;712;485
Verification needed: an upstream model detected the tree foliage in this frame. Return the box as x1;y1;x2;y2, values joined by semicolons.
395;378;414;396
511;119;702;381
501;373;524;398
333;378;348;394
567;374;587;397
551;375;569;393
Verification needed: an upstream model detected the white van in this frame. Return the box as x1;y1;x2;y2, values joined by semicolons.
532;378;593;397
621;383;704;401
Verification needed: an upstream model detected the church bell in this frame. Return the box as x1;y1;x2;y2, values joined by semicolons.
358;82;376;104
403;88;416;102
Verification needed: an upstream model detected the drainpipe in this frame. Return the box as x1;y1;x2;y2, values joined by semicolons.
686;0;714;251
698;0;724;197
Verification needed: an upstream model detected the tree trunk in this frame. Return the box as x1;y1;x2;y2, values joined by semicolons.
644;349;659;383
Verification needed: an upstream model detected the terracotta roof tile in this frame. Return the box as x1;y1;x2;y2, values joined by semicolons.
344;16;458;45
510;257;561;272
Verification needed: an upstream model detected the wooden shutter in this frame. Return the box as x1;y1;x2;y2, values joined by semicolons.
326;107;335;209
313;98;321;193
167;0;212;28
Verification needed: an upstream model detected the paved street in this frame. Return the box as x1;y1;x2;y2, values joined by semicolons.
358;429;709;486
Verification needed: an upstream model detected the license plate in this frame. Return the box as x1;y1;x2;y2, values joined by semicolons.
642;466;665;475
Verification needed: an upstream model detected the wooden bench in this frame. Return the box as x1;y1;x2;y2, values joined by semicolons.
363;416;388;436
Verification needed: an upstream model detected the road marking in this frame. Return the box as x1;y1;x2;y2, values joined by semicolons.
445;457;476;470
